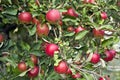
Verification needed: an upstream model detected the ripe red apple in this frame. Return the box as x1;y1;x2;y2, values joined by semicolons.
84;0;95;3
72;73;81;79
18;12;32;23
65;68;72;75
90;53;100;64
103;50;113;62
101;12;108;20
67;8;78;17
41;42;49;50
54;61;68;74
74;26;85;34
30;54;38;65
45;43;59;57
67;26;75;32
0;34;4;43
36;23;49;37
99;77;105;80
32;17;40;25
109;49;116;58
18;62;27;72
28;66;39;78
93;29;104;38
46;9;61;23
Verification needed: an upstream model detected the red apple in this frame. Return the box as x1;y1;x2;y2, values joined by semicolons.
72;73;81;79
67;8;78;17
109;49;116;58
74;26;85;34
30;54;38;65
18;62;27;72
28;66;39;78
101;12;108;20
18;12;32;23
32;17;40;25
46;9;61;23
58;20;63;26
66;68;72;75
90;52;100;64
0;34;4;43
54;61;68;74
41;42;49;50
99;77;105;80
36;23;49;37
84;0;95;3
67;26;75;32
45;43;59;57
103;50;113;62
93;29;104;38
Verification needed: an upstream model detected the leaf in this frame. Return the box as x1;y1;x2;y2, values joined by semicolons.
86;52;93;62
75;30;89;40
102;37;113;47
54;59;61;66
100;25;114;30
100;59;106;68
64;32;75;37
28;25;36;36
2;9;17;15
20;41;30;51
18;69;30;77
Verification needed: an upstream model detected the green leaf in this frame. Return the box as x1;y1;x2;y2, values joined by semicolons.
27;25;36;36
102;37;113;47
20;41;30;51
64;32;75;37
18;69;30;77
100;25;114;30
75;30;89;40
2;9;17;15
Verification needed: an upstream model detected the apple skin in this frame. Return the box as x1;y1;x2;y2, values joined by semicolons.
46;9;61;23
0;34;4;43
67;26;75;32
36;23;49;37
74;26;85;34
45;43;59;57
93;29;104;38
90;53;100;64
72;73;81;79
84;0;95;3
101;12;108;20
65;68;72;75
28;66;39;78
54;61;68;74
18;12;32;23
18;62;27;72
99;77;105;80
109;49;116;58
30;54;38;65
103;50;113;62
32;17;40;25
67;8;78;17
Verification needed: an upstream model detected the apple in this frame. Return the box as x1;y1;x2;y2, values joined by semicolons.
84;0;95;3
93;29;104;38
101;12;108;20
45;43;59;57
65;68;72;75
74;26;85;34
103;50;113;62
67;26;75;32
67;8;78;17
36;23;49;37
46;9;61;23
30;54;38;65
0;34;4;43
18;12;32;23
109;49;116;58
99;77;105;80
58;20;63;26
32;17;40;25
18;62;27;72
41;42;49;50
54;61;68;74
90;53;100;64
72;73;81;79
28;66;39;78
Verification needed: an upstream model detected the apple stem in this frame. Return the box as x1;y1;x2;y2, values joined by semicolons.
42;37;51;43
35;33;38;42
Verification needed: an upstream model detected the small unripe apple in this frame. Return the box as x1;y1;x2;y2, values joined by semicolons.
58;20;63;26
18;12;32;23
45;43;59;57
90;53;100;64
18;62;27;72
30;54;38;65
93;29;104;38
46;9;61;24
36;23;49;37
54;61;68;74
101;12;108;20
67;26;75;32
67;8;78;17
74;26;85;34
0;34;4;43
